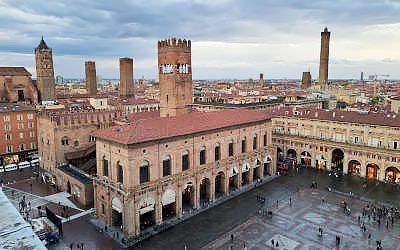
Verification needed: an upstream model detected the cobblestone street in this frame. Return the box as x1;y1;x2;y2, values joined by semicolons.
133;168;400;250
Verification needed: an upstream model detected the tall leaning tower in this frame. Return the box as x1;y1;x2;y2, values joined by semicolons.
35;37;55;102
158;38;192;117
319;27;330;89
85;61;97;95
119;57;134;98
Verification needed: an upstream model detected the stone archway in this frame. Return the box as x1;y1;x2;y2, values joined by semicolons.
162;189;176;221
215;171;225;198
182;182;195;212
366;163;379;180
253;158;262;179
200;178;211;206
300;151;312;166
229;164;239;192
287;149;297;159
385;167;400;183
315;155;326;170
111;197;123;227
348;160;361;176
331;149;344;173
277;147;283;166
139;197;156;231
263;156;272;176
241;162;251;186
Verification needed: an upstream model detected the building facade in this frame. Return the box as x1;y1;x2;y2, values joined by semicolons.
0;103;37;166
0;67;39;104
35;37;56;102
92;109;274;239
272;107;400;184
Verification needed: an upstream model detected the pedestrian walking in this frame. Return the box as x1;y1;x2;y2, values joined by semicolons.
289;197;292;206
231;234;234;243
70;243;74;250
276;200;279;208
271;239;274;247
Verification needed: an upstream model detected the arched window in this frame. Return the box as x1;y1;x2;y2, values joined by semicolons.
214;143;220;161
117;161;123;183
74;140;79;147
163;155;171;177
263;133;267;147
61;136;69;146
140;160;149;184
103;156;109;177
182;150;189;171
228;140;234;157
200;146;206;165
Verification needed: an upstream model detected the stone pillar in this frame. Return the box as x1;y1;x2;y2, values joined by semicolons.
210;177;215;202
249;164;254;183
360;158;367;178
134;205;140;236
124;199;135;237
176;184;182;218
195;179;200;208
343;153;349;174
155;192;162;225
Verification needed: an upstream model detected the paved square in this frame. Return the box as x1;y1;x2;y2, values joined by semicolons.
202;188;400;250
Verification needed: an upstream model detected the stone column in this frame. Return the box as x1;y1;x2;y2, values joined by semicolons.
176;184;182;218
343;153;349;174
134;205;140;236
360;158;367;178
210;178;215;202
155;192;162;225
195;178;200;209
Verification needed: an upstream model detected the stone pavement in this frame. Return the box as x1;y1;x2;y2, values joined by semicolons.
202;188;400;250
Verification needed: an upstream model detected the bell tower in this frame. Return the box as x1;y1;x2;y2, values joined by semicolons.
35;37;55;102
158;38;192;117
319;27;330;89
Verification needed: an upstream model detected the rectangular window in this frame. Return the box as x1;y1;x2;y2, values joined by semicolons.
215;145;220;161
263;134;267;147
6;145;13;153
27;114;33;120
103;158;109;177
228;142;234;157
117;164;124;183
5;134;11;140
182;153;189;171
18;123;24;129
140;165;149;184
253;135;257;150
241;139;246;153
4;124;11;131
30;142;36;149
163;158;171;177
17;114;23;121
394;141;398;150
28;122;34;128
200;149;206;165
4;115;10;122
29;131;35;137
19;132;24;139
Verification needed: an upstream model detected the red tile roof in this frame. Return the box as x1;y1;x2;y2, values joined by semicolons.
0;67;31;76
272;107;400;127
92;109;270;145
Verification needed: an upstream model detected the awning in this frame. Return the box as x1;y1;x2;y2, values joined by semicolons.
264;155;272;163
242;163;250;173
139;197;155;215
162;189;176;206
229;166;239;177
112;198;122;213
253;159;261;168
65;144;96;160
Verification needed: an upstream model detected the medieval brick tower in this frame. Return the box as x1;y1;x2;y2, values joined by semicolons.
85;61;97;95
35;37;55;102
158;38;192;117
119;57;134;98
319;27;330;89
258;73;264;87
301;72;312;89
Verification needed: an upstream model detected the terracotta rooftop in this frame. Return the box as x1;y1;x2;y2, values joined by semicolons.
0;67;31;76
272;107;400;127
92;109;270;145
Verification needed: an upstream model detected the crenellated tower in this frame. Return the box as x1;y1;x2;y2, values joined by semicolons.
85;61;97;95
158;38;192;117
35;37;55;102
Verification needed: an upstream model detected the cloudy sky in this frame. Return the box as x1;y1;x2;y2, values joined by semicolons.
0;0;400;79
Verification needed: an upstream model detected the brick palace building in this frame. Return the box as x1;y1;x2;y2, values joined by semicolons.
92;38;276;239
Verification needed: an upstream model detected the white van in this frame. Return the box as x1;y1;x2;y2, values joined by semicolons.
4;164;17;172
18;161;31;169
0;166;4;173
30;159;39;167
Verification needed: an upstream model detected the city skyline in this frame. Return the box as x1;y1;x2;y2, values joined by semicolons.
0;0;399;79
